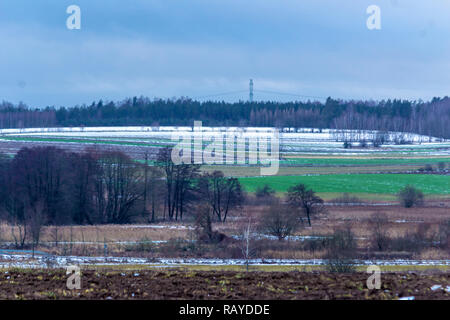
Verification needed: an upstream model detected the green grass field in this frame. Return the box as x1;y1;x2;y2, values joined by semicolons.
239;174;450;195
2;133;449;200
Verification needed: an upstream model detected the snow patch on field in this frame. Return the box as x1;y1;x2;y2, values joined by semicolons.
1;126;445;142
120;225;194;230
0;253;448;269
2;126;449;157
430;285;450;292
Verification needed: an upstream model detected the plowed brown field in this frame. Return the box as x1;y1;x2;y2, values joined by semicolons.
0;269;448;300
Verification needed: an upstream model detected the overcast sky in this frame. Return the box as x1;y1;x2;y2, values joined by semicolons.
0;0;449;107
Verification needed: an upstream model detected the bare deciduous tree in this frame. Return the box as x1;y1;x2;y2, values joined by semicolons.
12;147;67;225
287;183;325;227
157;148;200;221
194;202;227;243
26;201;45;258
368;212;390;251
324;223;357;273
95;151;144;223
242;218;252;271
238;209;259;271
198;171;244;223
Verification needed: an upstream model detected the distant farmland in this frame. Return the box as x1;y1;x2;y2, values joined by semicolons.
1;126;449;201
239;174;450;197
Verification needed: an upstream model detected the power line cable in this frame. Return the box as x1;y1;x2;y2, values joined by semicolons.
192;90;248;100
254;89;328;100
189;87;336;102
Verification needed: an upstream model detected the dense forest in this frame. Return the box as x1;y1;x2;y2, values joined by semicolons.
0;96;449;138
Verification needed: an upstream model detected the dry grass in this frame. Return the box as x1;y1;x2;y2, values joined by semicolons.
414;249;450;260
202;165;432;177
0;203;448;260
0;223;190;243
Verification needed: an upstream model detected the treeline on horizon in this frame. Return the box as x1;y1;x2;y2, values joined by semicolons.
0;96;449;138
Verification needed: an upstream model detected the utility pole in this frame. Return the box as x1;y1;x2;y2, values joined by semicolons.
249;79;254;103
143;151;148;217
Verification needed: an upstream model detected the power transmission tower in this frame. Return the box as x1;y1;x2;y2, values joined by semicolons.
249;79;254;103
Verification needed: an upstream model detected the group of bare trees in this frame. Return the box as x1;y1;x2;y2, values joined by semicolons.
156;148;244;224
0;144;330;252
197;171;243;223
0;146;150;229
0;145;246;237
156;148;201;221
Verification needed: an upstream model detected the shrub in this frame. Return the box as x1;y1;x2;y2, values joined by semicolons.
194;203;229;244
368;212;390;251
259;201;300;241
302;236;328;253
389;236;419;253
331;193;361;205
158;238;200;256
437;220;450;249
255;184;276;199
124;239;155;253
324;224;357;273
390;223;433;253
398;185;424;208
359;139;368;148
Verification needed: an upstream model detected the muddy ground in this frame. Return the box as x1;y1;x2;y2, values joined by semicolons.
0;269;448;300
